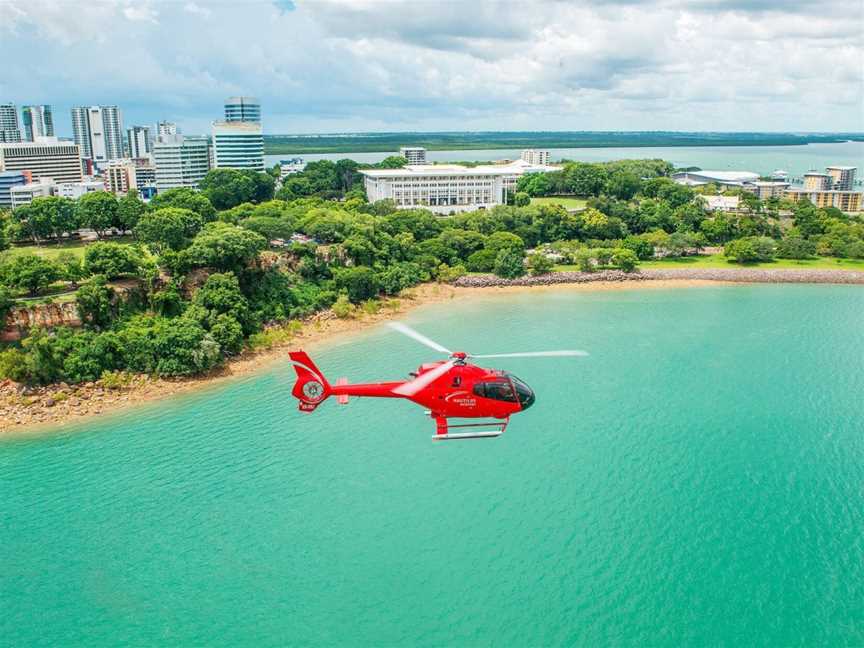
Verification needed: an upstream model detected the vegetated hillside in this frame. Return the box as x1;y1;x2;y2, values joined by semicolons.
264;131;864;154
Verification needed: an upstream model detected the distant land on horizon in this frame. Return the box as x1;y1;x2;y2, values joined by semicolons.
263;131;864;155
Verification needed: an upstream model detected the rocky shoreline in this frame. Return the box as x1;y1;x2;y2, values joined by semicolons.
454;267;864;287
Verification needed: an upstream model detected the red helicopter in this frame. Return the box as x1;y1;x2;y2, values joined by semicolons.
289;322;587;440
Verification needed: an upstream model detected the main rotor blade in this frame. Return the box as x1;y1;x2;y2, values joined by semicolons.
392;360;455;397
470;350;589;359
387;322;452;355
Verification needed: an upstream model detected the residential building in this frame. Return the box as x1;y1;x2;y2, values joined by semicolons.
360;159;561;214
224;96;261;123
105;160;137;194
156;121;178;138
671;170;760;188
399;147;427;164
71;105;124;163
700;195;740;212
279;158;305;177
0;170;26;207
212;120;264;170
10;179;55;208
0;103;21;142
749;181;790;200
521;149;551;165
826;166;856;191
153;134;210;191
0;139;83;183
56;179;105;200
802;171;832;191
127;125;153;159
784;189;862;212
21;105;53;141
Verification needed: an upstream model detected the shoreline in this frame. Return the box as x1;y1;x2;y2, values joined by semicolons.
2;270;862;438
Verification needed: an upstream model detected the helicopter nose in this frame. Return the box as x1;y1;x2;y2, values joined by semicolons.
520;387;536;410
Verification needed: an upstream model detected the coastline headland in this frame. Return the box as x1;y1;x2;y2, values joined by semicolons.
2;269;863;437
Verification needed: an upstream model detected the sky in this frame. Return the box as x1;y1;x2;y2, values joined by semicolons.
1;0;862;137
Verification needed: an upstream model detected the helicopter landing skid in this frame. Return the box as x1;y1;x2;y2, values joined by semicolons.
432;416;509;441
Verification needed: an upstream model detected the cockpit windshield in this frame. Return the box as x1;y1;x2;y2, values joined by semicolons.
508;375;535;409
472;375;535;409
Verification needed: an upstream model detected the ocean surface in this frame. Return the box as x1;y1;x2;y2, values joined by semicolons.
265;140;864;184
2;285;863;647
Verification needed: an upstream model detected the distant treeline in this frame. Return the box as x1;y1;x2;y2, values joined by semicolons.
264;131;864;154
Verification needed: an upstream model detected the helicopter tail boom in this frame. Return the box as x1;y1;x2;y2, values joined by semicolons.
288;350;332;412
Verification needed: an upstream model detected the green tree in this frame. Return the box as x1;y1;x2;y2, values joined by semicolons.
724;236;776;263
135;208;202;251
493;248;526;279
76;275;116;328
148;187;216;221
75;191;119;238
575;249;595;272
83;242;141;278
466;248;497;272
527;252;554;276
117;191;146;231
514;191;531;207
209;313;244;355
612;248;639;272
606;171;641;200
55;251;88;287
0;254;59;295
193;272;253;333
179;223;267;273
0;285;14;322
335;266;379;303
376;262;425;295
199;168;257;210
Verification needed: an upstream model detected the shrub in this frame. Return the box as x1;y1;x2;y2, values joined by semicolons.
437;263;467;283
724;236;776;263
332;294;355;318
335;266;379;303
776;237;817;260
612;248;639;272
493;249;526;279
527;252;554;276
466;248;497;272
100;370;136;390
209;313;244;355
575;249;595;272
76;275;116;328
0;348;29;383
376;262;425;295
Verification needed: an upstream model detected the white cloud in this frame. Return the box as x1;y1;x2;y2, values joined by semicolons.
0;0;861;133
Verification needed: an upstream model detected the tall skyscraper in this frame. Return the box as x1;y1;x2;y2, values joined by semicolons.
213;96;264;171
21;105;54;141
127;125;153;158
224;96;261;122
0;103;21;142
71;105;124;163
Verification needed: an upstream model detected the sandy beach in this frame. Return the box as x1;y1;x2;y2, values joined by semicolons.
2;270;861;437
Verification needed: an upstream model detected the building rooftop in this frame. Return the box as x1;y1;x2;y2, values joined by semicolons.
804;171;830;176
360;159;561;178
825;166;857;170
671;170;760;184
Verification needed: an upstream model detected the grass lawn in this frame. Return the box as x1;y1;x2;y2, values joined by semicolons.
530;196;587;210
554;254;864;272
4;236;135;261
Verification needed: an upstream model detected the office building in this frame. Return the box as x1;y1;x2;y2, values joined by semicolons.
802;171;832;191
521;150;551;165
0;170;26;207
825;166;856;191
10;179;55;208
71;105;124;163
279;158;305;177
399;147;427;164
784;189;861;212
21;105;54;141
0;139;83;183
212;121;264;171
224;96;261;123
156;121;178;138
0;103;21;142
360;159;561;214
105;160;137;195
127;125;153;159
153;134;211;191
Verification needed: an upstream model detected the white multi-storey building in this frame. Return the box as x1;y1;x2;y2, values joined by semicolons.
21;105;54;141
156;121;178;138
153;134;211;191
10;179;55;208
360;160;561;214
127;125;152;159
0;138;83;184
71;105;124;163
825;166;856;191
55;179;105;200
0;103;21;142
212;121;264;171
521;150;551;165
224;96;261;123
399;147;427;164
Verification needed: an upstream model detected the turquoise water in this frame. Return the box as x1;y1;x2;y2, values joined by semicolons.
265;140;864;183
2;285;864;647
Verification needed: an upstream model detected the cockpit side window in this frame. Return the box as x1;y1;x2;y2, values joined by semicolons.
475;380;517;402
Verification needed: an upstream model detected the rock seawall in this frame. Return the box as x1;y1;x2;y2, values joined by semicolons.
454;268;864;287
